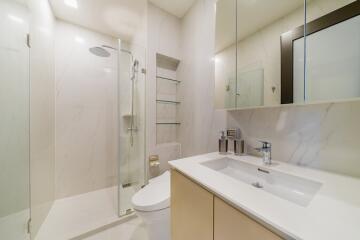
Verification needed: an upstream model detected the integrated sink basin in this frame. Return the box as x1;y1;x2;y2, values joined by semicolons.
201;157;322;207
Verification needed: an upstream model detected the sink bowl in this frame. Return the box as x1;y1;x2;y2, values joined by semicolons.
201;157;322;207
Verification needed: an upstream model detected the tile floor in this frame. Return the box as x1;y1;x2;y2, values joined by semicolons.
81;217;148;240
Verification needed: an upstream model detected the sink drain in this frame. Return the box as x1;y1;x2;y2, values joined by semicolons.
252;182;263;188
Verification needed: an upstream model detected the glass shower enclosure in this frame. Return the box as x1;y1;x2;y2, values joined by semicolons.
117;40;147;217
0;0;30;239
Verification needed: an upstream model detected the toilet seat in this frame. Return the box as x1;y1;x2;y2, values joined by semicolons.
132;171;170;212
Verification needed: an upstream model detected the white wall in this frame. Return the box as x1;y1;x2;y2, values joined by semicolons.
28;0;56;236
146;3;182;176
55;21;118;199
146;0;227;170
178;0;227;157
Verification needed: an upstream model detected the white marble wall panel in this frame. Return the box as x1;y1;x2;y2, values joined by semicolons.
227;100;360;178
156;76;178;102
55;21;118;199
156;103;178;123
178;0;227;157
146;3;182;176
157;67;178;80
148;143;181;177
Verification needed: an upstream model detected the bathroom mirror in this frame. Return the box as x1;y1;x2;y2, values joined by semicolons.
290;0;360;104
214;0;237;109
214;0;360;109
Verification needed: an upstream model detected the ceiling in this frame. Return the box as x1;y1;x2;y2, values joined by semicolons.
49;0;147;41
215;0;304;53
14;0;27;5
149;0;196;18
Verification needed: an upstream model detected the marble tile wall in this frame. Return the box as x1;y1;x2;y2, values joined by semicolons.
227;100;360;178
55;21;118;199
146;3;182;176
178;0;227;157
147;1;228;177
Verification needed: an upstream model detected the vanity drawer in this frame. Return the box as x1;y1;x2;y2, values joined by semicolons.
214;197;282;240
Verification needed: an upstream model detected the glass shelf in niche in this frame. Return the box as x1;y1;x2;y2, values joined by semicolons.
156;76;181;83
156;99;181;104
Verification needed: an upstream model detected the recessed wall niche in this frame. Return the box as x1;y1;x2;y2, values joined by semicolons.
156;53;181;145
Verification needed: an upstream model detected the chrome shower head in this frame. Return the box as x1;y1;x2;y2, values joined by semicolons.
89;47;110;57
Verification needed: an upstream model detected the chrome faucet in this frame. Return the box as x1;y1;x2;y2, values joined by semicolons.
255;141;272;165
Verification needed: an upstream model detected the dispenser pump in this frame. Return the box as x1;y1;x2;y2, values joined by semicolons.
219;131;228;154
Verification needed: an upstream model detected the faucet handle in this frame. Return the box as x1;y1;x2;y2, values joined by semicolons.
258;140;271;148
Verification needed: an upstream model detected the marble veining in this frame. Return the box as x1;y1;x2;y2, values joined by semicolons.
55;21;118;198
228;100;360;178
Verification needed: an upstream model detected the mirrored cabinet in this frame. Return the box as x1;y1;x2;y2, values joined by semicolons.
214;0;360;110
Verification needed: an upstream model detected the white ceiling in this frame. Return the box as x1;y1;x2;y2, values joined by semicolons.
14;0;27;5
216;0;304;53
149;0;196;18
49;0;147;41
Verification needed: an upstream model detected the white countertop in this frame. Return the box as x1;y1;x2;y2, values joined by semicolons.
169;152;360;240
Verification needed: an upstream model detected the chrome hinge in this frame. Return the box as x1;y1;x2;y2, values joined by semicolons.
26;34;31;48
27;218;32;234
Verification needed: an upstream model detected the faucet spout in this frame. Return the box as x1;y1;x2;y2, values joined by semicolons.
255;141;272;165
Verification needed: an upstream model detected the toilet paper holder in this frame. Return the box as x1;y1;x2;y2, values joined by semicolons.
149;155;160;167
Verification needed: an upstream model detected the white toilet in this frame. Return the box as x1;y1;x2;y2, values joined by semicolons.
131;171;170;240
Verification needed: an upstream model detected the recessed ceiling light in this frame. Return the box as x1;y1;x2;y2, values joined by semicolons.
64;0;78;9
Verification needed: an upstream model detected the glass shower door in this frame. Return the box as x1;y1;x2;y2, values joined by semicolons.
0;0;30;239
118;40;146;216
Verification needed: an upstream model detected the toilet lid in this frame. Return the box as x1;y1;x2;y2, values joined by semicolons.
132;172;170;212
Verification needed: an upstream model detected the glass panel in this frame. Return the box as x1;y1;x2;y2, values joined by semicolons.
236;0;305;108
214;0;237;109
214;0;306;109
305;0;360;103
118;41;146;216
0;0;30;239
293;37;306;103
236;68;264;108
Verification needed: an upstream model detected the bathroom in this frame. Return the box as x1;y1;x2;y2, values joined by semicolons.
0;0;359;239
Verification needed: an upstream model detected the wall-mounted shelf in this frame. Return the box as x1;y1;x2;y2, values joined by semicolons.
156;122;181;125
157;76;181;83
156;99;180;104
